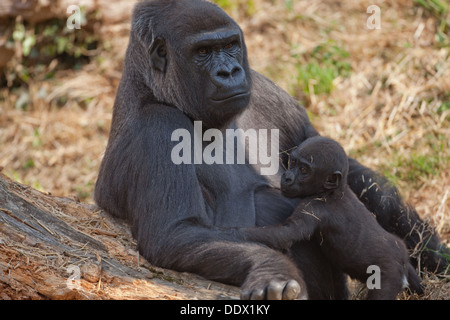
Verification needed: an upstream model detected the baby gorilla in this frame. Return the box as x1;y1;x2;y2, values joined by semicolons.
243;136;423;299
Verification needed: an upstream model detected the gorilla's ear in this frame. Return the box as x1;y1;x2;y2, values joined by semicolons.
150;37;167;73
324;171;342;190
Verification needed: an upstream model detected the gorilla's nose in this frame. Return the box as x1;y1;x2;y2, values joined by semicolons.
212;63;245;88
216;65;241;79
282;171;294;186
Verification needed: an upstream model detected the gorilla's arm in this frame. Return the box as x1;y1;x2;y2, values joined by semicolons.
347;158;449;272
95;104;305;299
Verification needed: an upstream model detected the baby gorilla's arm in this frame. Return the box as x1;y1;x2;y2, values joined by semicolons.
240;206;320;250
242;225;298;250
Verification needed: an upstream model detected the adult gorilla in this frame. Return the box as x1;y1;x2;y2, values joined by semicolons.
95;0;448;299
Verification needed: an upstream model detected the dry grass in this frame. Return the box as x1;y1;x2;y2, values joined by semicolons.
0;0;448;299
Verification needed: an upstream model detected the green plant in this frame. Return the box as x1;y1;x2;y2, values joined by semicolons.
415;0;448;18
414;0;450;47
12;24;36;57
212;0;256;16
6;9;101;88
75;182;93;201
437;101;450;115
285;0;293;11
294;42;351;96
381;133;449;187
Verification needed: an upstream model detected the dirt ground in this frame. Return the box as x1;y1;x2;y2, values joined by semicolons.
0;0;448;299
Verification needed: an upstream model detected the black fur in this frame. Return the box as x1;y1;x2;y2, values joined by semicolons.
94;0;447;300
241;137;423;299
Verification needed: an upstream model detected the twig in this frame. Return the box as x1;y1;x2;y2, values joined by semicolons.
30;215;57;237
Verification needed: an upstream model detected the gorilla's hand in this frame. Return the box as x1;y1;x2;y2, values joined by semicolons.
240;279;305;300
239;253;308;300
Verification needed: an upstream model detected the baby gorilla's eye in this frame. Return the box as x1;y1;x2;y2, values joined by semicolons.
300;167;307;174
290;160;297;168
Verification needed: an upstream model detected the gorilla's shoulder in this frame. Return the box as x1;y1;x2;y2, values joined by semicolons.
249;69;301;109
135;103;193;129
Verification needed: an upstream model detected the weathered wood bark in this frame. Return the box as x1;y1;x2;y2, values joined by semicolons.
0;172;239;300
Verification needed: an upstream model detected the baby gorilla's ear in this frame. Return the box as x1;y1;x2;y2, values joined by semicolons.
324;171;342;190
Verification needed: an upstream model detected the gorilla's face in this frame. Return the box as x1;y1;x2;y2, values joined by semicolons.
187;27;251;120
141;0;252;129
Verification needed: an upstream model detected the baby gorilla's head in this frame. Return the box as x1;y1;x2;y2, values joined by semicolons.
281;136;349;198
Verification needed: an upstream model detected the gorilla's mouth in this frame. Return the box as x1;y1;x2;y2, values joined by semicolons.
211;91;250;103
280;185;298;198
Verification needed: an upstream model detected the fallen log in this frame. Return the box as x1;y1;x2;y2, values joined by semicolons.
0;172;239;300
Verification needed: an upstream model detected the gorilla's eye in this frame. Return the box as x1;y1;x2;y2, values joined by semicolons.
290;159;297;168
198;47;209;55
300;167;307;174
224;42;236;50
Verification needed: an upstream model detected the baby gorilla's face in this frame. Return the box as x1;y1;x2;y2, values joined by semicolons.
280;151;323;198
280;137;347;198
